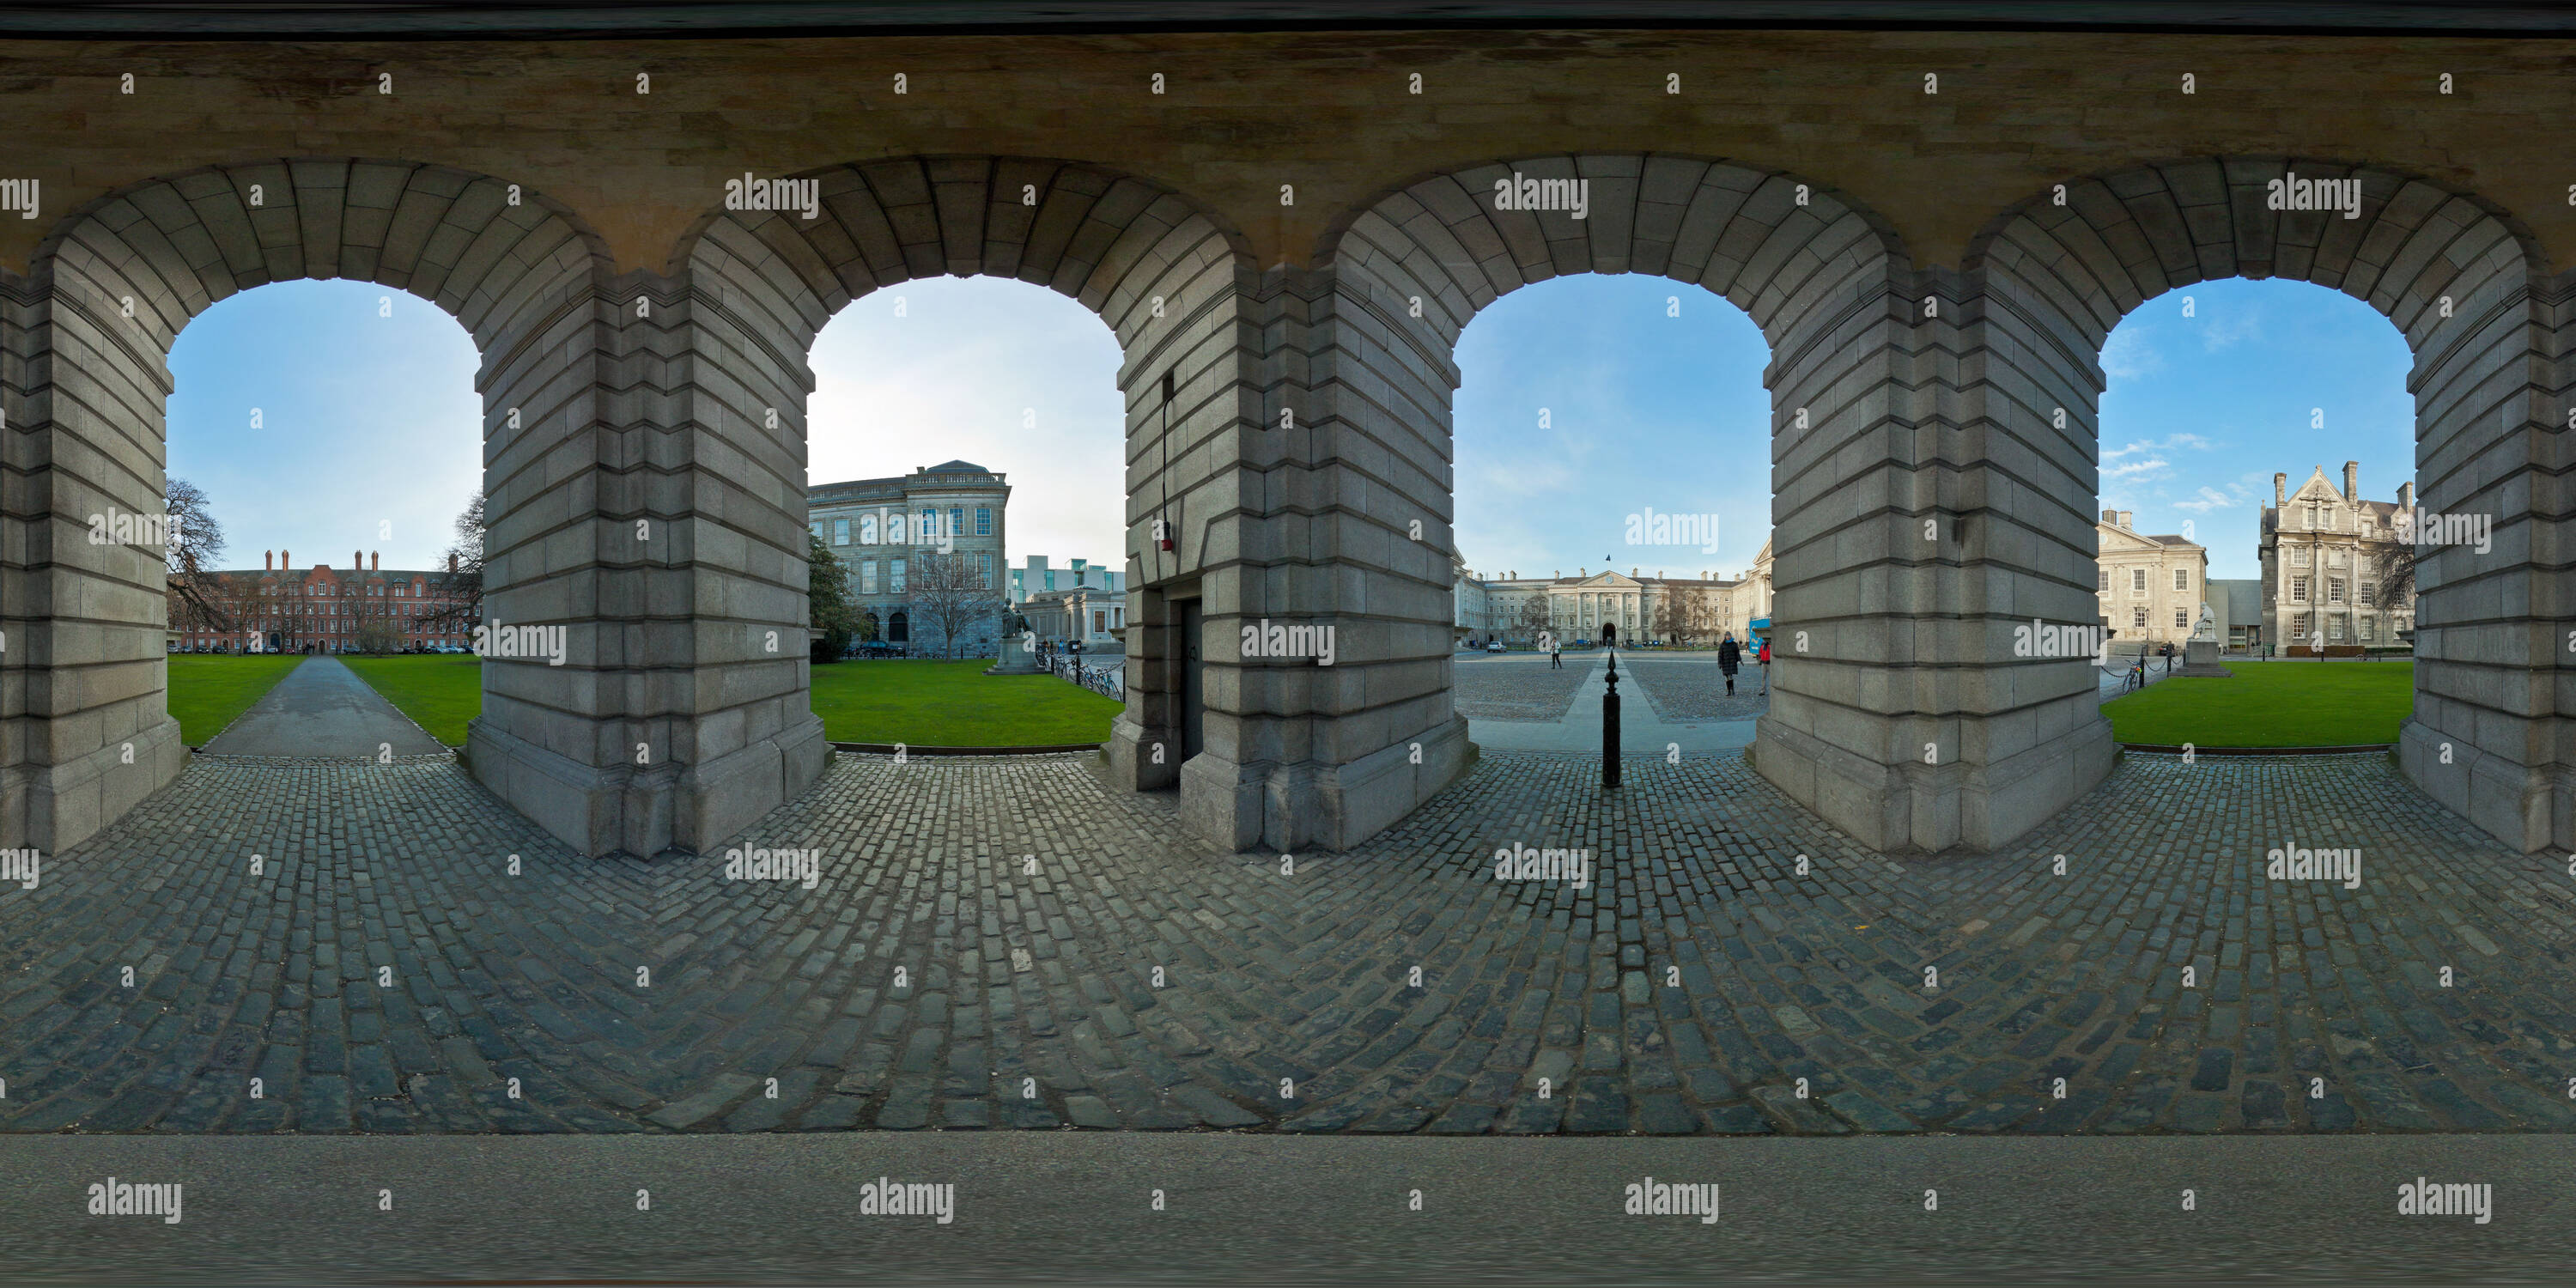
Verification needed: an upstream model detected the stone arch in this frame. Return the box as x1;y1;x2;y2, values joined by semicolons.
1303;153;1936;853
663;155;1261;843
1963;156;2567;851
1;158;617;854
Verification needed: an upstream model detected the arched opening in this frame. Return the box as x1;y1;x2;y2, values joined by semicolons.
161;279;482;750
2;159;612;855
2088;278;2415;695
1317;152;1911;849
1970;157;2561;851
676;155;1254;843
1449;273;1776;749
799;275;1127;743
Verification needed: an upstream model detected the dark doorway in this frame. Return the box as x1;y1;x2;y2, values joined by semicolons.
1177;598;1204;762
887;611;908;644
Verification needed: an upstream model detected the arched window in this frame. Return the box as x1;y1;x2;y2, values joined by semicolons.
886;611;909;643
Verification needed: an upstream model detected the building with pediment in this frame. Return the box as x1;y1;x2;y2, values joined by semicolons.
2094;511;2208;647
2259;463;2418;650
1456;538;1774;647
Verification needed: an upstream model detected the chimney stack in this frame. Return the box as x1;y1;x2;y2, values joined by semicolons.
283;549;289;569
2343;460;2359;501
2275;472;2287;505
264;550;273;571
2100;508;2116;525
355;550;362;572
447;552;458;574
2118;511;2133;529
371;551;380;571
2399;481;2414;508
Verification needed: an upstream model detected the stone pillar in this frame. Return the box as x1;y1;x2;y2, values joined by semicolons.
1149;265;1473;853
1741;264;2115;854
2395;266;2574;852
479;267;830;857
0;269;191;854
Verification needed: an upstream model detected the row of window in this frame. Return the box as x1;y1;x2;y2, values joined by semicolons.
253;583;446;598
2098;567;2196;594
2285;545;2353;568
2119;605;2403;641
2287;575;2385;605
817;507;993;547
836;551;999;594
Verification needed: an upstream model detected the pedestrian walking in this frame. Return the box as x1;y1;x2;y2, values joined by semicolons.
1757;636;1771;694
1550;639;1563;670
1717;633;1741;696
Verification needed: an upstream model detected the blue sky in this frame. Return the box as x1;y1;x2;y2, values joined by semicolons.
168;272;2415;583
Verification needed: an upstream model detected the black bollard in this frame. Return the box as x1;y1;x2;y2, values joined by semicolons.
1601;624;1620;790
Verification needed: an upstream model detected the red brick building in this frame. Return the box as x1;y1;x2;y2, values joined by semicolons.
172;548;475;654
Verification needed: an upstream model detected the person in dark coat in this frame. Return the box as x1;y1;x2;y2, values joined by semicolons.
1717;634;1742;696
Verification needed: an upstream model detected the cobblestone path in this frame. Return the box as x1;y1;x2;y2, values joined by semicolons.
1453;654;1594;720
4;747;2573;1135
1617;655;1771;721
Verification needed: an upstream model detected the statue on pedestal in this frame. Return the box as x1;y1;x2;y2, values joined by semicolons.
2192;602;2217;641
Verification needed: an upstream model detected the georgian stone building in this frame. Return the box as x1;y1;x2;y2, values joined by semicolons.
2260;463;2419;650
807;460;1010;653
2093;511;2209;647
1462;544;1772;647
172;549;475;654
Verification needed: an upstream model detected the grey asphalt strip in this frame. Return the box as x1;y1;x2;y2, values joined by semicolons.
0;1133;2567;1285
197;657;447;757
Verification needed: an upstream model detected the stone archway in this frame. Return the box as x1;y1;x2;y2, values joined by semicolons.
0;158;623;855
1963;156;2569;851
1311;153;1937;852
670;155;1271;845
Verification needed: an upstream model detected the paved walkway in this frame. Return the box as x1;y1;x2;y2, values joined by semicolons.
1463;653;1759;753
6;740;2572;1137
197;657;446;757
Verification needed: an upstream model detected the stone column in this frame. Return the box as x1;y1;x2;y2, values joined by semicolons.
1152;264;1473;853
0;270;188;854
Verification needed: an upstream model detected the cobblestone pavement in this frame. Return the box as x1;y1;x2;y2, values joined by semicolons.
6;747;2575;1136
1453;653;1595;720
1618;655;1772;721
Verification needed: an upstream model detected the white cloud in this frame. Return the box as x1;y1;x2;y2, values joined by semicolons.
2100;326;2163;381
2172;486;2238;513
2103;456;2170;482
2199;307;2262;351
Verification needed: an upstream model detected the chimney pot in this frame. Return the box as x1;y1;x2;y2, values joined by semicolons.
264;550;273;571
371;551;379;571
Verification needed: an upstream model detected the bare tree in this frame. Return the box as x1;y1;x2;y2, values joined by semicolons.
908;551;1004;659
808;532;860;660
2372;538;2417;621
1514;593;1552;645
420;489;485;635
164;477;235;634
1656;586;1716;647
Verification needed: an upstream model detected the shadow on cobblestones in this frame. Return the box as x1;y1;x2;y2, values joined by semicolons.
5;747;2573;1138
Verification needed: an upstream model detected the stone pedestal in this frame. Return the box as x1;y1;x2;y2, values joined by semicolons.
2178;639;2233;677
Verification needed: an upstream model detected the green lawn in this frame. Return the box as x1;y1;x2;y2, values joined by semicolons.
809;659;1121;745
2102;660;2414;747
341;654;484;746
329;654;1120;748
166;653;305;745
